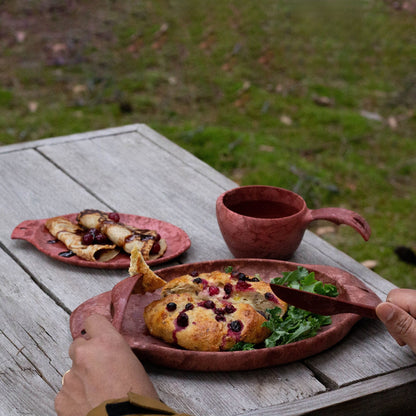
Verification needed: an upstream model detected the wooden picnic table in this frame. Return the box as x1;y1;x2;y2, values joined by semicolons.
1;124;415;416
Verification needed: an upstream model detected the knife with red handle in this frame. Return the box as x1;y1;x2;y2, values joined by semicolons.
270;284;381;319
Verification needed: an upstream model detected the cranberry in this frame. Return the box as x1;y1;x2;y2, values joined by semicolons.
224;283;233;295
176;312;189;328
229;320;243;332
215;314;226;322
190;270;199;277
203;300;215;309
185;303;194;310
82;232;94;245
224;304;236;314
265;292;275;301
209;286;220;296
236;280;251;291
108;212;120;222
155;233;161;242
193;277;202;284
94;232;108;244
166;302;177;312
150;242;161;254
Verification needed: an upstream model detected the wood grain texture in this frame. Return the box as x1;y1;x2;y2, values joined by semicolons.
0;248;72;415
0;125;414;416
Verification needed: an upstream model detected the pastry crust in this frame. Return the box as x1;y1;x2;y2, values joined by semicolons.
144;270;288;351
45;216;119;262
144;293;270;351
129;246;166;294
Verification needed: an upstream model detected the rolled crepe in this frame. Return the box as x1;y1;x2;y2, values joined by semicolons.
45;216;120;262
77;209;167;260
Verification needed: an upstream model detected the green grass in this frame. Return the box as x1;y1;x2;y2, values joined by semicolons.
1;0;415;287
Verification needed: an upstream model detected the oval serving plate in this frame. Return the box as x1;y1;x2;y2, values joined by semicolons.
70;259;381;371
11;213;191;268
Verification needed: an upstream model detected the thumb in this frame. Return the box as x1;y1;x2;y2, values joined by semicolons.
376;302;416;352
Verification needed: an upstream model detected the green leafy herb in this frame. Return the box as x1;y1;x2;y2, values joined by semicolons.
262;267;338;348
230;341;256;351
271;267;339;297
224;265;233;273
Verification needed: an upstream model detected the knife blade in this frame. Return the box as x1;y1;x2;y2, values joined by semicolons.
270;284;380;319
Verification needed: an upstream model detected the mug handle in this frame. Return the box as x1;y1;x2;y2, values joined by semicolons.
305;207;371;241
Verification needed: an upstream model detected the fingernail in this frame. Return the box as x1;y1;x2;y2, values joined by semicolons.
377;303;395;322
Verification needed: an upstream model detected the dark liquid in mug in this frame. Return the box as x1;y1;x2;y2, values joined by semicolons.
228;200;298;219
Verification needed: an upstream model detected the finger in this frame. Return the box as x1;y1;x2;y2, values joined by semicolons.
376;302;416;350
82;314;115;339
68;337;88;360
386;288;416;318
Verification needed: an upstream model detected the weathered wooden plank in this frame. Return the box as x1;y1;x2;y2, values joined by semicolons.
241;366;416;416
0;123;141;154
148;363;326;416
0;247;72;416
37;130;235;264
1;126;414;416
0;149;128;312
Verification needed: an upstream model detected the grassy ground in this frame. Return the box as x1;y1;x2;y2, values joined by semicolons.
1;0;415;287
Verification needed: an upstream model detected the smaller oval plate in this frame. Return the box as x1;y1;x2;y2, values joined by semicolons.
11;213;191;268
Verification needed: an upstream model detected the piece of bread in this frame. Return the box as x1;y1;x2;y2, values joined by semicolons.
144;269;288;351
129;246;166;294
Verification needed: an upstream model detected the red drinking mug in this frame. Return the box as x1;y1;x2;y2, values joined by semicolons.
216;185;371;260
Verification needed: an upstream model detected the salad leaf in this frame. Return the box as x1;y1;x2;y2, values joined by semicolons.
271;267;339;297
262;267;338;347
230;341;256;351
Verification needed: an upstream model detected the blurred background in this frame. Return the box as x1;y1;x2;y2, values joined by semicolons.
1;0;415;287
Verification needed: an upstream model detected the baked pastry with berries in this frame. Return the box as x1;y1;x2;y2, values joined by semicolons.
143;269;288;351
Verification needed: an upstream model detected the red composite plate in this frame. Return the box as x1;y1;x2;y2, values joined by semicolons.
69;259;381;371
11;213;191;268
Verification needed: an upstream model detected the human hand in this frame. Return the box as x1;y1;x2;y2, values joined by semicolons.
376;288;416;353
55;314;158;416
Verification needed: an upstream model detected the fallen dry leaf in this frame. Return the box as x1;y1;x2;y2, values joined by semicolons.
315;225;336;236
28;101;39;113
387;116;398;129
259;144;275;152
15;31;26;43
313;95;334;107
280;115;292;125
361;260;378;269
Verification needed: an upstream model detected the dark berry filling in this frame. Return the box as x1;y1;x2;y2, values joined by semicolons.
190;270;199;277
193;277;202;284
201;300;215;309
265;292;275;301
176;312;189;327
229;320;243;332
108;212;120;222
185;303;194;310
208;286;220;296
236;280;251;291
59;250;75;258
224;304;236;314
150;241;161;254
166;302;177;312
